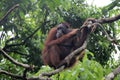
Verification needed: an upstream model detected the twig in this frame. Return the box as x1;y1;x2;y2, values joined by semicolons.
0;49;32;69
0;4;19;25
0;69;23;79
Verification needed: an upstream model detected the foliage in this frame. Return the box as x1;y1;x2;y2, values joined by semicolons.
0;0;120;79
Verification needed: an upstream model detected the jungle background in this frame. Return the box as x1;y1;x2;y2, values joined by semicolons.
1;0;120;80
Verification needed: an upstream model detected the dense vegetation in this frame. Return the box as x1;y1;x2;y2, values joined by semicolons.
0;0;120;80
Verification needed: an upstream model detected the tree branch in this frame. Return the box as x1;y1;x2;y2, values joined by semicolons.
0;4;19;25
105;65;120;80
97;14;120;24
0;69;23;79
28;66;65;80
83;14;120;24
0;49;33;69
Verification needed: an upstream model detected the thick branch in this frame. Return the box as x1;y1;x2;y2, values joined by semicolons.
0;4;19;25
97;14;120;24
84;14;120;24
0;49;32;69
105;65;120;80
